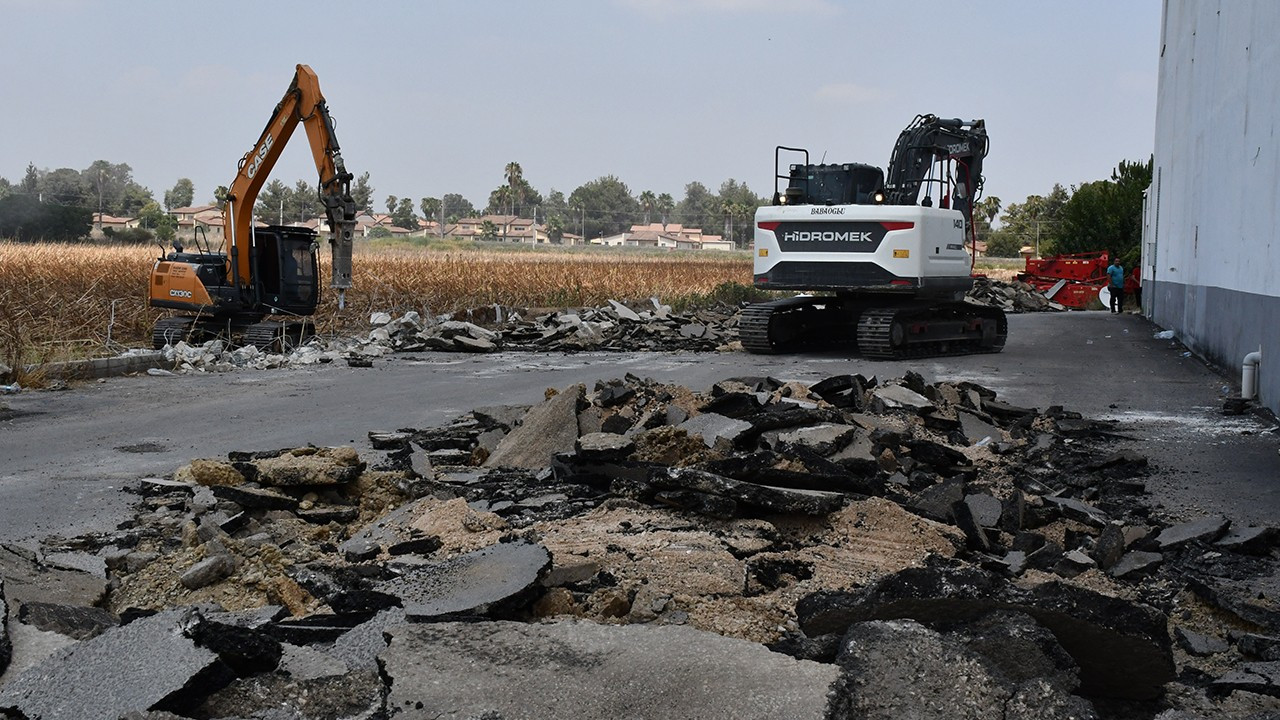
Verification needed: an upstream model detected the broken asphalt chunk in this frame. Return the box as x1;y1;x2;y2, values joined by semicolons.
375;541;550;620
379;620;838;720
795;562;1175;700
484;385;584;469
1154;516;1230;550
654;467;846;516
0;609;224;720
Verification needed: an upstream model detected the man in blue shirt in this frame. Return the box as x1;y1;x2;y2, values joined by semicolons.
1106;256;1125;313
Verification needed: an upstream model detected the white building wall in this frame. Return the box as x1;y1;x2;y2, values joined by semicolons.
1146;0;1280;413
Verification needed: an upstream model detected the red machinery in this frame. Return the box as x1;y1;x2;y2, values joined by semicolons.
1017;251;1139;309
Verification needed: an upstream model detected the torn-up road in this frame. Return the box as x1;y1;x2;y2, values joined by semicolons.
2;364;1279;718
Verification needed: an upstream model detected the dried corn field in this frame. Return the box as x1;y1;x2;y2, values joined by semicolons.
0;240;753;367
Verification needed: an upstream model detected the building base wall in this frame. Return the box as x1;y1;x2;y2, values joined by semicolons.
1149;279;1279;415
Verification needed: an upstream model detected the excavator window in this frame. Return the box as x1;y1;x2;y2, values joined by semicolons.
786;163;884;206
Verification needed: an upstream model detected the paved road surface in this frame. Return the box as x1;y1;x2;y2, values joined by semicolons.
2;311;1276;544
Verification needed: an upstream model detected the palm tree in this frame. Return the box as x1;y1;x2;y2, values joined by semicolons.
639;190;656;225
656;193;675;227
504;161;523;215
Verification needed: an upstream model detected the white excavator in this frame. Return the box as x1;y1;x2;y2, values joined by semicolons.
741;114;1005;359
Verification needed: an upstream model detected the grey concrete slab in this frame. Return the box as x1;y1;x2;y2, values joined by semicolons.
0;609;219;720
379;619;838;720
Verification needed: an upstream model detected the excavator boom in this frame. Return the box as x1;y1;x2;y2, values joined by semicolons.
224;64;356;305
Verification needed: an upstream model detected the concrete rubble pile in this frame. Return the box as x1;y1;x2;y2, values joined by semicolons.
149;282;1059;374
969;276;1066;313
363;298;739;355
5;373;1276;719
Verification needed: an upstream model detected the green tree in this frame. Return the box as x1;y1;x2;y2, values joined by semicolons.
289;180;319;223
1052;157;1151;266
83;160;150;215
675;181;715;231
254;180;291;224
656;192;675;226
995;184;1070;257
440;193;476;223
391;197;417;231
504;161;523;213
163;178;195;211
545;213;565;243
20;163;38;194
38;168;90;207
568;175;638;240
488;185;513;216
638;190;656;225
213;185;230;208
351;172;374;213
0;193;92;241
0;177;12;201
479;219;499;241
137;201;177;244
420;197;440;223
385;195;398;215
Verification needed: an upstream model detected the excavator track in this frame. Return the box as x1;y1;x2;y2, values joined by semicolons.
152;317;197;349
739;297;852;354
242;319;314;353
741;297;1006;359
857;303;1007;359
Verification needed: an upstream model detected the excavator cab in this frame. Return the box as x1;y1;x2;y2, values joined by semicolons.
252;225;319;315
782;162;884;207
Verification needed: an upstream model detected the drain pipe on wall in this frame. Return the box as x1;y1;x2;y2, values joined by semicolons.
1242;349;1263;400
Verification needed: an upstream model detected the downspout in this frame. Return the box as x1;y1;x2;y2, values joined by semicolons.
1242;350;1262;400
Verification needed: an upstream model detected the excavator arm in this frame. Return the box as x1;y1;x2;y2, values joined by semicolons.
884;114;988;226
223;64;356;306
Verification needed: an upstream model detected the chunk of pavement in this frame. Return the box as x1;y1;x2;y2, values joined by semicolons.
1174;627;1229;656
16;602;117;640
958;409;1002;445
375;541;551;620
778;424;858;456
1237;633;1280;661
329;608;408;671
576;432;636;461
380;619;838;719
607;299;642;322
180;554;236;590
208;483;298;511
0;609;223;720
1215;525;1277;555
250;446;363;487
962;493;1004;528
1109;550;1163;579
678;412;753;448
795;562;1174;700
826;618;1096;720
185;612;283;676
1209;661;1280;699
655;467;846;515
1154;516;1230;550
1042;495;1110;527
869;385;935;413
484;385;584;469
175;458;244;486
0;544;109;612
188;669;384;720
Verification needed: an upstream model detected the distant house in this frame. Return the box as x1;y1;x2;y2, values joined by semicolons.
451;215;548;244
90;212;133;239
597;223;735;251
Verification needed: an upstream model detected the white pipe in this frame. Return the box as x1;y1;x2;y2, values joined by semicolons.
1242;350;1262;400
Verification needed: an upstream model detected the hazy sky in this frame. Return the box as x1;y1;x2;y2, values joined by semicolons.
3;0;1160;214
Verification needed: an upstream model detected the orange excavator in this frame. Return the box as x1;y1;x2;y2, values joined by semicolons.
149;64;357;350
